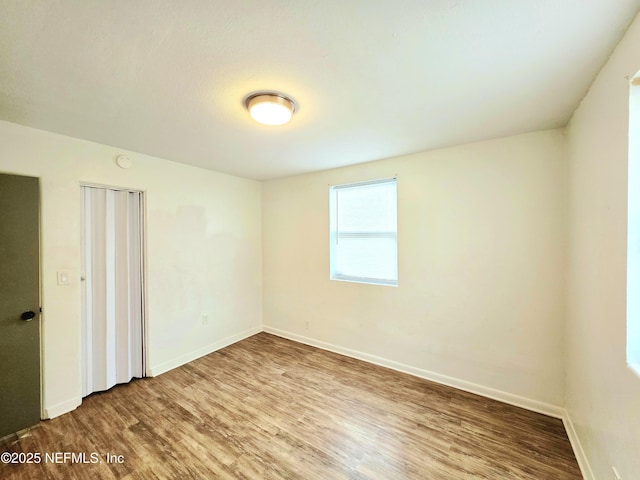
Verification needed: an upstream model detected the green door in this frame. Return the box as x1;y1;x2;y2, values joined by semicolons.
0;173;40;437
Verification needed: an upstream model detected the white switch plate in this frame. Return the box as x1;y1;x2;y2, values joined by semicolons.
57;271;70;286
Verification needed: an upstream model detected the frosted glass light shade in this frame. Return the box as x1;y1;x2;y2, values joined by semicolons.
245;93;295;126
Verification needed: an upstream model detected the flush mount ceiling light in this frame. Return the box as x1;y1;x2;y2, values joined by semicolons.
244;92;296;126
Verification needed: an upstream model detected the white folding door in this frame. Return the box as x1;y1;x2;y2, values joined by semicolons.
81;186;145;397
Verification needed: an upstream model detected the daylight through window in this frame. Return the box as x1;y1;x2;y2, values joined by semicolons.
329;178;398;286
627;71;640;376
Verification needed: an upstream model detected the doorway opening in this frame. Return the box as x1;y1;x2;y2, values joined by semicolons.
81;185;146;397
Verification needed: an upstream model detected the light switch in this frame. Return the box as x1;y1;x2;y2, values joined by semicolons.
57;271;70;286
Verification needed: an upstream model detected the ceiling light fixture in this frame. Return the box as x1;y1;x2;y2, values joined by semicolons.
244;92;296;126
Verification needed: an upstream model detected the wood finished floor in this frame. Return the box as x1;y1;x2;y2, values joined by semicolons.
1;333;581;479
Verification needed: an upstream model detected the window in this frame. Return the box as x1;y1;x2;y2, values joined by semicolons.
329;178;398;286
628;72;640;376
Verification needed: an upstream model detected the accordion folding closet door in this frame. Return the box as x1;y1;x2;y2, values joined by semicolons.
81;185;145;397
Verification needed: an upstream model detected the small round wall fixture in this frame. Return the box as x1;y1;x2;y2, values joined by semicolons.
244;92;297;126
115;155;132;169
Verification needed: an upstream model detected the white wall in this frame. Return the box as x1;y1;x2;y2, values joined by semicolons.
565;11;640;480
0;120;262;418
262;129;567;413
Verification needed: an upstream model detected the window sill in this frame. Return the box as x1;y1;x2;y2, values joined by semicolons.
330;275;397;287
628;362;640;380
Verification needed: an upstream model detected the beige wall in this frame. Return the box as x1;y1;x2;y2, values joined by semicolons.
4;11;640;473
262;129;567;413
565;11;640;480
0;120;263;418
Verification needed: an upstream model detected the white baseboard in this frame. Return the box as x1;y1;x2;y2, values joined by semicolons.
148;325;262;377
44;397;82;419
563;411;594;480
263;326;564;419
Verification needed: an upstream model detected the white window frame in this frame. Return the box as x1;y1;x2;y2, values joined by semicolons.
329;177;398;287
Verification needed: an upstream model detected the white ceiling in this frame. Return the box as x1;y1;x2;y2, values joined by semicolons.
1;1;639;180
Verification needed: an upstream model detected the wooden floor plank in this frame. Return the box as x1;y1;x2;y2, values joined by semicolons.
0;333;582;479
